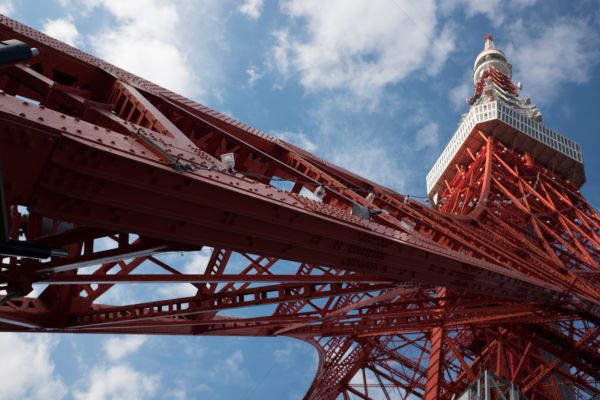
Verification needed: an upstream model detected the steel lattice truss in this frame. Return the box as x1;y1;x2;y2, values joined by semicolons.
0;16;598;400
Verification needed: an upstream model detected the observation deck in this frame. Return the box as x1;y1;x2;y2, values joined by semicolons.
426;100;585;198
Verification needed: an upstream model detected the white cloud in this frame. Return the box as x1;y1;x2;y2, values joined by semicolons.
210;350;247;382
95;283;140;305
274;348;291;362
164;387;189;399
506;18;600;105
270;0;454;101
84;0;198;98
195;383;212;393
103;335;147;361
303;98;413;192
510;0;538;6
330;139;409;191
42;17;81;46
426;22;456;75
182;338;206;359
269;29;292;82
182;250;212;274
74;364;159;400
246;65;263;87
59;0;230;102
413;122;439;150
273;130;318;152
0;0;14;15
452;0;503;23
449;81;471;110
165;388;187;400
441;0;539;26
0;333;66;399
239;0;264;19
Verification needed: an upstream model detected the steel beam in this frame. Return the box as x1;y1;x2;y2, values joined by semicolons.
39;273;394;284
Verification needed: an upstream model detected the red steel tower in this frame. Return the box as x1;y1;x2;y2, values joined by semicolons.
0;15;598;399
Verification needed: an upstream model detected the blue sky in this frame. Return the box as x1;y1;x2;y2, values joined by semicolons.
1;0;599;399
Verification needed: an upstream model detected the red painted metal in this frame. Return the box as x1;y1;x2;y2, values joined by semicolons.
0;16;598;399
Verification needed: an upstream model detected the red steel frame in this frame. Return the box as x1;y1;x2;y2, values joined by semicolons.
0;16;598;399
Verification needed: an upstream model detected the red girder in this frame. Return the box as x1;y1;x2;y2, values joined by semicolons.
39;273;393;285
0;15;598;400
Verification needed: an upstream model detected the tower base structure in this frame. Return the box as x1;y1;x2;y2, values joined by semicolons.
0;18;597;400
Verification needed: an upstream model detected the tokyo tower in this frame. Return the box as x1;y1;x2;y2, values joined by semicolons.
0;14;598;400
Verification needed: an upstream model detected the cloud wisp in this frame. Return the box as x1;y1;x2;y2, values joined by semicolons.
246;65;263;87
55;0;232;103
104;335;147;361
239;0;264;19
74;364;160;400
83;0;199;98
42;16;81;46
0;333;66;399
506;18;600;106
441;0;540;27
269;0;455;103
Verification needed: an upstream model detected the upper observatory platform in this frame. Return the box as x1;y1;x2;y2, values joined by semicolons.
426;34;585;198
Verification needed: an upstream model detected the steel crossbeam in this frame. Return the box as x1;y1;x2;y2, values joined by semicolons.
0;15;598;400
